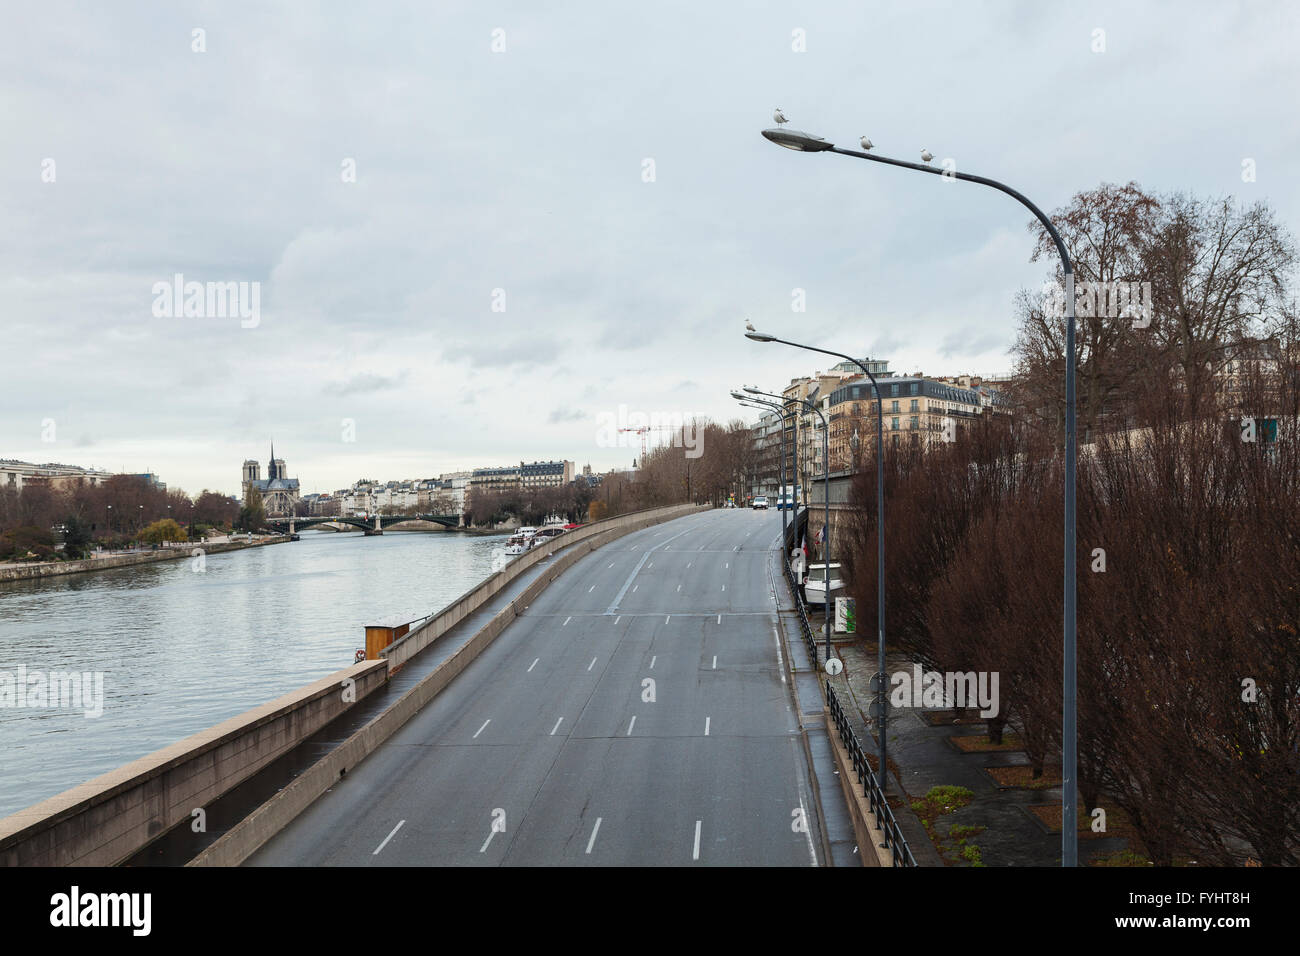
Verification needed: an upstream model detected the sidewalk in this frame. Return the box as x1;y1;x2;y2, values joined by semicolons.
829;640;1130;867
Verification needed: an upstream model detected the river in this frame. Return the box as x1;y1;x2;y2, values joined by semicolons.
0;528;508;818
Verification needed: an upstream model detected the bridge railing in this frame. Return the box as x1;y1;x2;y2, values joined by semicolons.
826;680;917;868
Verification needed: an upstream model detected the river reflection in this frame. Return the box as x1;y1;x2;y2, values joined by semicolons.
0;528;507;817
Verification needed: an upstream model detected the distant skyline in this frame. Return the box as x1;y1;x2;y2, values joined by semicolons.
6;2;1298;494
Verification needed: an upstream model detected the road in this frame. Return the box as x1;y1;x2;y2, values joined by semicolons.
250;508;825;866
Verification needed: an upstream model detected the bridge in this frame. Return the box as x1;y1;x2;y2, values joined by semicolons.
263;512;462;534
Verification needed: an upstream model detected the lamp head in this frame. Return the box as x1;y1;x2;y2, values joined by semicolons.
761;128;834;152
744;330;775;343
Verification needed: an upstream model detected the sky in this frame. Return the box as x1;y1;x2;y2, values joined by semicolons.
4;1;1298;496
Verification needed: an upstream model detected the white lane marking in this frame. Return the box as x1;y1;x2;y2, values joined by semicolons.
705;716;711;736
650;655;657;669
798;794;818;866
717;614;721;624
725;562;729;568
585;817;603;854
712;655;717;669
473;719;491;739
721;585;726;591
550;717;564;735
626;715;637;735
686;562;692;569
564;616;572;626
633;584;638;592
606;525;695;615
608;563;614;568
676;584;681;592
773;628;786;683
615;616;621;625
480;828;498;853
373;820;405;856
588;657;597;671
588;585;596;592
693;820;702;860
528;658;539;673
648;562;653;568
666;614;671;623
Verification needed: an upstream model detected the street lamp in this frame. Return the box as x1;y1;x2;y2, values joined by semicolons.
758;120;1079;866
732;392;791;544
745;385;833;662
745;330;890;797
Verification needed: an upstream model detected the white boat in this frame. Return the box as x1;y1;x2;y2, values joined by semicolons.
803;562;846;606
504;526;538;555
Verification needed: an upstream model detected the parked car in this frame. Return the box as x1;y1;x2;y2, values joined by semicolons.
752;496;769;510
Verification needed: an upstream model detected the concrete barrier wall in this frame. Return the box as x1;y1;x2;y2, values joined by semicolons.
825;710;885;867
0;660;388;867
382;503;704;670
190;504;706;866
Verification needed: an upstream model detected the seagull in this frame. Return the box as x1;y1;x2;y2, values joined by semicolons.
920;148;934;163
860;136;874;151
773;108;789;126
745;318;756;332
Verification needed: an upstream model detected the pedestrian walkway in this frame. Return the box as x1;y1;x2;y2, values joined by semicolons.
828;641;1130;866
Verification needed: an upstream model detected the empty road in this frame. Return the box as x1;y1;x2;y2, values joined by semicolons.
250;508;825;866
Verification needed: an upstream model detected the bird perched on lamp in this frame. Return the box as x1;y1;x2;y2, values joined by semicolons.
773;108;789;126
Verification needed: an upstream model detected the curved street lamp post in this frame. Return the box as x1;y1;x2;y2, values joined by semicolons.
732;393;792;545
743;387;832;661
756;122;1078;866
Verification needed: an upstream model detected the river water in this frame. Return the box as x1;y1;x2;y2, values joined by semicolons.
0;528;508;818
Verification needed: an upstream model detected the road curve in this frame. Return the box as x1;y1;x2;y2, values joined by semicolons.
249;508;823;866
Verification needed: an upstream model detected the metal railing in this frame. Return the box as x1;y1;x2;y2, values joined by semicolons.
826;680;917;868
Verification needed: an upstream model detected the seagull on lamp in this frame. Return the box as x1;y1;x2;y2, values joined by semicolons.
745;318;756;332
920;148;934;163
860;136;874;151
773;108;789;126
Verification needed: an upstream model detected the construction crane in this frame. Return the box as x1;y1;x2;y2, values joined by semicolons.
618;425;678;467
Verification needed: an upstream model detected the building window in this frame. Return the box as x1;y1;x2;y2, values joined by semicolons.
891;417;899;431
910;399;919;412
890;400;899;413
910;416;919;430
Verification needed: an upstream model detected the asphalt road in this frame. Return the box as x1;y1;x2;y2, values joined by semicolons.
249;508;824;866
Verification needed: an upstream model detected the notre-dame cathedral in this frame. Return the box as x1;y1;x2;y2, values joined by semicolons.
241;443;301;515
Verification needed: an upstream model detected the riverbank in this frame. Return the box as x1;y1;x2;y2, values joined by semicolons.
0;535;291;583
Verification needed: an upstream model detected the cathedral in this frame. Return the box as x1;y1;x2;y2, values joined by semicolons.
241;444;301;515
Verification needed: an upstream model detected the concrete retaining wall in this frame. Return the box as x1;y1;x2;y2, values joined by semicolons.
190;503;706;866
0;660;388;867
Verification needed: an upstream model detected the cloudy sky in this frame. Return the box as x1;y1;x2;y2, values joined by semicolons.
4;1;1298;496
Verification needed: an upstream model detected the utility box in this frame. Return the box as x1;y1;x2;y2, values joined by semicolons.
835;597;856;634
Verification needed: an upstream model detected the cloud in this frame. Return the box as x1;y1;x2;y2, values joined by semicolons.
548;407;587;423
322;371;409;397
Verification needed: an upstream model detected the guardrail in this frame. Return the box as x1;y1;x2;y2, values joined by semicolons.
826;680;916;868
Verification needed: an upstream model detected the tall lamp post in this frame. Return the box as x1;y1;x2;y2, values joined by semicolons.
745;386;832;662
757;121;1078;866
745;328;891;797
732;393;791;545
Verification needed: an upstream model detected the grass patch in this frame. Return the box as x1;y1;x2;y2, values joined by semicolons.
985;765;1063;789
951;733;1024;753
918;710;987;727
